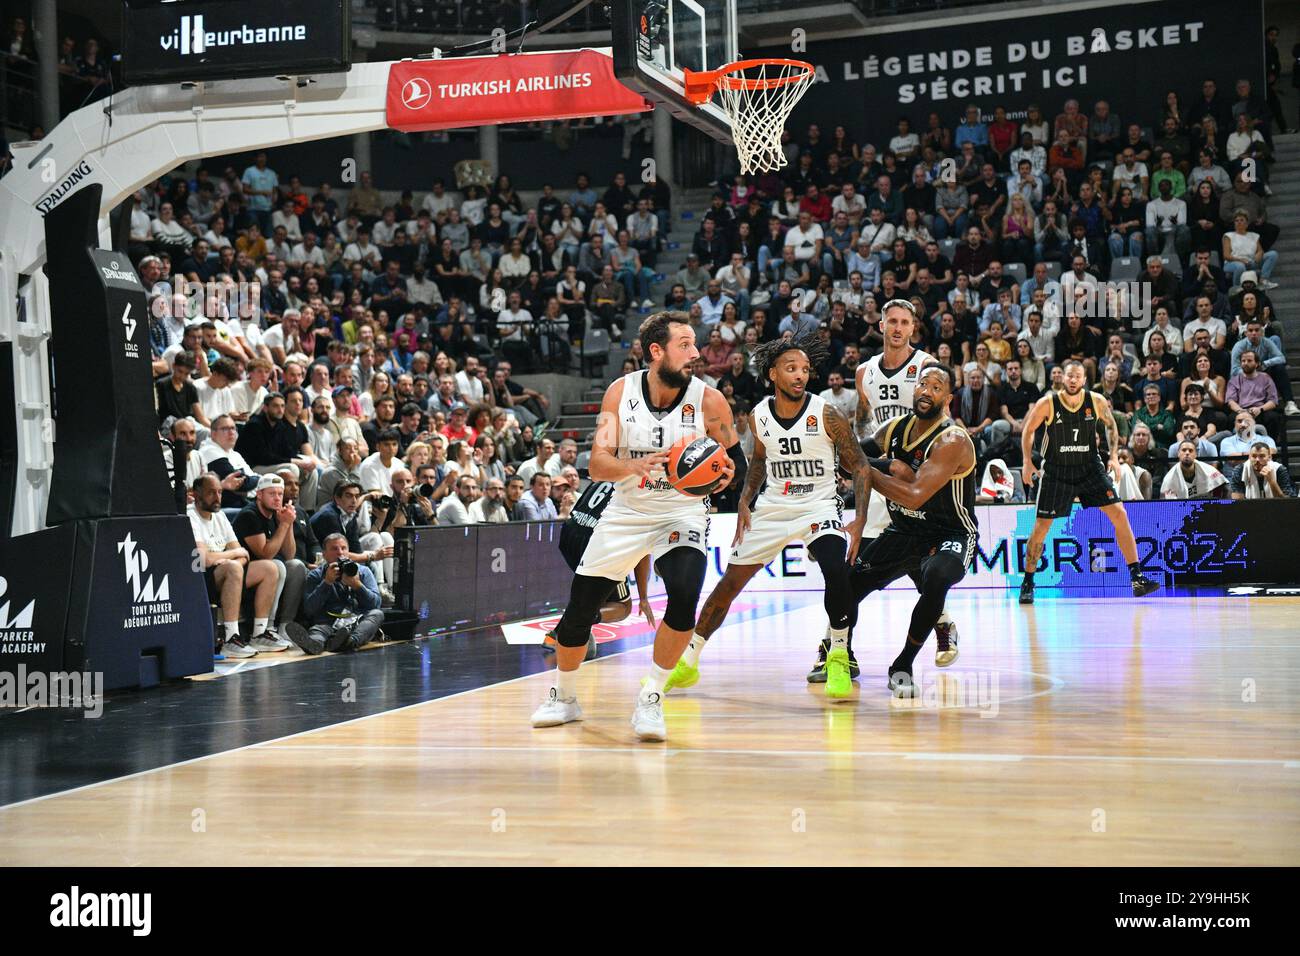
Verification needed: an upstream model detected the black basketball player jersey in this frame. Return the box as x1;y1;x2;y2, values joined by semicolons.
1039;391;1104;478
558;480;615;571
880;414;978;537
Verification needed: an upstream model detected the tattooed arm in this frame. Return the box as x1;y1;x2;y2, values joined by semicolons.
869;427;974;509
731;414;767;549
826;404;873;561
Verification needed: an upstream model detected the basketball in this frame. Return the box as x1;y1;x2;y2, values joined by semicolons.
666;435;729;496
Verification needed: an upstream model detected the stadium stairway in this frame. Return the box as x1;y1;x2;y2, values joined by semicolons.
1269;132;1300;453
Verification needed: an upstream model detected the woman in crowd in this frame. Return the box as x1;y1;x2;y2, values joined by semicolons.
1108;186;1145;261
1222;211;1279;289
1095;360;1135;419
1014;337;1045;390
935;342;963;389
476;433;507;485
358;370;392;420
1187;179;1222;255
964;339;1004;387
1000;192;1035;266
551;203;584;258
1143;329;1180;380
1181;352;1227;411
831;125;862;164
717;301;746;346
1053;312;1101;383
897;206;934;250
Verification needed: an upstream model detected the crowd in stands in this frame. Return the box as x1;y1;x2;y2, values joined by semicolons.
661;63;1295;503
142;150;684;656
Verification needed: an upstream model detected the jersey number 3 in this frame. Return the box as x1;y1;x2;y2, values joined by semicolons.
651;426;664;447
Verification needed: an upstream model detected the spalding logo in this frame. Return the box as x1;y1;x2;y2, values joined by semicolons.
681;439;711;469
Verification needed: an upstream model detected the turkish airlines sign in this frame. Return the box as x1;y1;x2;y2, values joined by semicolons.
387;50;649;132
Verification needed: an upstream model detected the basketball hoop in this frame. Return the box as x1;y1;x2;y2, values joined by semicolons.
683;58;815;175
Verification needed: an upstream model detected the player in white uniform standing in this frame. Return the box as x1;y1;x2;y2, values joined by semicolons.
664;334;875;699
808;299;958;681
531;312;742;742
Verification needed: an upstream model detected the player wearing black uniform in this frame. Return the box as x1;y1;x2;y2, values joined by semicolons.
1018;359;1159;604
542;480;655;660
845;365;980;698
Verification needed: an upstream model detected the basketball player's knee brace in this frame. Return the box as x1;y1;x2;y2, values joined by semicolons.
556;574;616;647
808;535;852;628
655;548;707;632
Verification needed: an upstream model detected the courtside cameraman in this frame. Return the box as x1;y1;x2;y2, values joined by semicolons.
292;533;385;655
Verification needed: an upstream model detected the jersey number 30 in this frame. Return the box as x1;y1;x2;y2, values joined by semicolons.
777;436;803;455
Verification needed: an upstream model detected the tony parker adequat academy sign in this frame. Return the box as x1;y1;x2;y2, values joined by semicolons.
791;0;1263;146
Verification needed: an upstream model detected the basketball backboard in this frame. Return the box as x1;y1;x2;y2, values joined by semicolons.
611;0;736;143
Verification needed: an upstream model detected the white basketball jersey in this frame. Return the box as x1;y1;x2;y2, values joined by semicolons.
752;393;838;508
857;348;934;436
612;369;709;517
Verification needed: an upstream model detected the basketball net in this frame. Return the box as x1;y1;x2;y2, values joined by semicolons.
709;60;815;175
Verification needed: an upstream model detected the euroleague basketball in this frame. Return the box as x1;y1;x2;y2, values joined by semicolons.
666;435;729;496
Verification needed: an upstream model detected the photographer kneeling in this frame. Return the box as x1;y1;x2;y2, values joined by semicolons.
359;468;435;602
293;533;385;655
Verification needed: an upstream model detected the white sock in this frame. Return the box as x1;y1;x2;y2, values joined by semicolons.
641;663;672;699
681;634;706;667
555;667;578;701
223;621;240;641
253;617;269;636
829;626;849;651
937;610;953;626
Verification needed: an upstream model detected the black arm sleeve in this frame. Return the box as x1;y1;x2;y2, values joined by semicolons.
726;441;748;492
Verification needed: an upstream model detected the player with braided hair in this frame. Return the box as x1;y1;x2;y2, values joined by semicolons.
665;334;875;699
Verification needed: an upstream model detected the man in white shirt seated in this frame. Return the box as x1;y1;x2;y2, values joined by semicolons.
496;291;533;343
783;210;826;281
358;428;405;494
455;354;487;405
468;477;509;523
272;199;302;241
435;474;479;525
819;366;858;421
516;438;562;485
194;358;242;424
197;414;260;508
189;472;281;658
229;358;272;423
288;231;326;271
422;179;457;217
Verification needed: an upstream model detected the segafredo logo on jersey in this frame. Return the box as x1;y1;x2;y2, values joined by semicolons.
118;534;180;629
35;160;93;217
159;15;308;56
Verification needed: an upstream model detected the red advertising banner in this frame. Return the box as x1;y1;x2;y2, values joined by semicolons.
386;49;650;132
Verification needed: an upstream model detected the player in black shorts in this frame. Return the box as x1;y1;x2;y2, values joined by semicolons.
1018;359;1159;604
842;365;980;698
542;480;655;660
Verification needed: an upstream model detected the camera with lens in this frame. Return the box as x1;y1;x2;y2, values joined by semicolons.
373;494;394;511
336;558;359;577
417;482;436;498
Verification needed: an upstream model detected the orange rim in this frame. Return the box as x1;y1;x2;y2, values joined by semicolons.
683;58;815;105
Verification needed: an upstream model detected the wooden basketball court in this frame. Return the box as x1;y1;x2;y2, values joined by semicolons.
1;590;1297;866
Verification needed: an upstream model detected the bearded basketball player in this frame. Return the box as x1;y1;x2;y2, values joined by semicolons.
530;312;743;742
812;298;958;682
845;364;979;698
